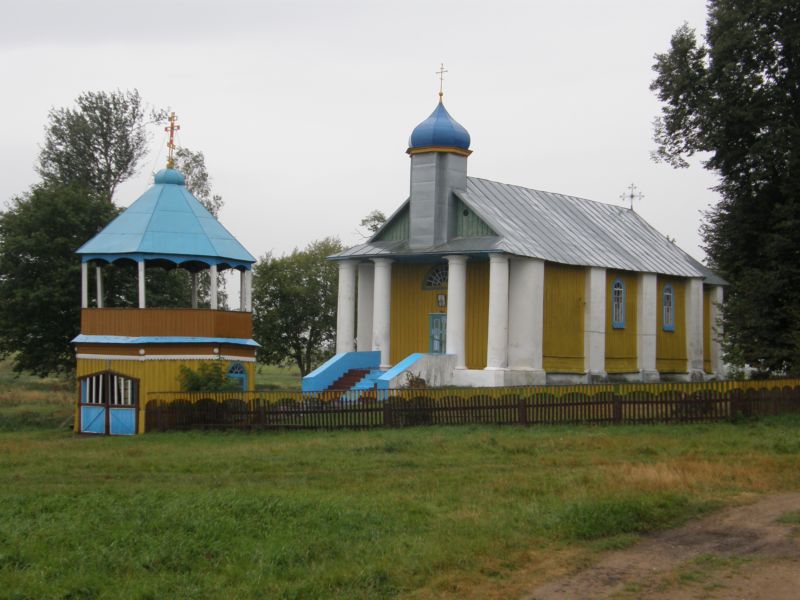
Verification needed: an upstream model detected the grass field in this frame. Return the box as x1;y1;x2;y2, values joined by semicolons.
254;363;302;391
2;402;800;598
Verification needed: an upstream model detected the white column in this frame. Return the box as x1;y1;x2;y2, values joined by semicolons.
137;259;146;309
244;269;253;312
239;269;246;311
95;266;104;308
210;264;218;310
356;262;374;352
81;262;89;309
637;273;659;381
709;285;725;378
508;257;545;378
686;277;705;380
444;255;468;368
371;258;392;368
583;266;606;380
191;272;198;308
486;254;510;370
335;260;358;354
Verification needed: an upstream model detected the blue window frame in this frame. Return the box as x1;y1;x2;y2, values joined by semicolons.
227;362;247;391
662;284;675;331
611;278;626;329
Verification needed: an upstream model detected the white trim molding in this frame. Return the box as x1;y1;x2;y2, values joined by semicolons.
76;353;256;362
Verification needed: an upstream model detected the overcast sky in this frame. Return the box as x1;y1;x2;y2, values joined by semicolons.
1;0;717;269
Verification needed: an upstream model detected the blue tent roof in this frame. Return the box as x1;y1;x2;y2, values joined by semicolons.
77;169;256;269
409;101;471;151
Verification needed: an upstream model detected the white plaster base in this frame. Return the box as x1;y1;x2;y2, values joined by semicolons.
453;369;507;387
640;369;660;383
688;368;706;382
384;355;456;388
503;369;547;386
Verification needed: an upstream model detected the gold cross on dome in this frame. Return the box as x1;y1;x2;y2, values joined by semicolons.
165;112;180;169
436;63;448;99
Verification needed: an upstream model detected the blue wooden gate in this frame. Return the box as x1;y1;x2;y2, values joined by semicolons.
79;372;138;435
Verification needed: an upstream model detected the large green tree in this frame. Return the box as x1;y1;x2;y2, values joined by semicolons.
651;0;800;375
252;238;343;376
0;90;192;375
37;89;164;201
0;184;118;375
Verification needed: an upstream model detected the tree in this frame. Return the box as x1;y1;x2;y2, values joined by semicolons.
172;146;226;306
38;89;164;201
651;1;800;375
0;183;118;375
359;210;386;236
173;147;224;217
252;238;343;376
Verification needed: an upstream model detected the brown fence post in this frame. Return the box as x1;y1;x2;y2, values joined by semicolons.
613;391;622;424
518;395;528;426
383;399;394;428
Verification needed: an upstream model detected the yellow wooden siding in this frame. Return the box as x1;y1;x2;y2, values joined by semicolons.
703;288;712;373
389;264;446;364
76;357;255;433
543;263;585;372
464;260;489;369
605;270;638;373
656;277;687;372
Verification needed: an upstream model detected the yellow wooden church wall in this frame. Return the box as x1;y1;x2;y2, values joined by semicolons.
605;270;639;373
543;263;585;373
75;358;255;433
389;264;445;365
703;288;712;373
464;260;489;370
656;276;687;373
389;261;489;369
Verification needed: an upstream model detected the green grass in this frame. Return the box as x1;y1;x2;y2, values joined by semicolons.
0;360;72;431
254;363;302;390
2;415;800;599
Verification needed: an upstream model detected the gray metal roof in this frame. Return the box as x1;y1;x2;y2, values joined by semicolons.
333;176;723;282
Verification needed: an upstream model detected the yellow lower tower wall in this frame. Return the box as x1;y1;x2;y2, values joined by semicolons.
656;276;688;373
76;356;255;434
543;263;585;373
605;270;639;373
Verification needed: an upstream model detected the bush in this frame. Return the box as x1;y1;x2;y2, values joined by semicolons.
178;362;240;392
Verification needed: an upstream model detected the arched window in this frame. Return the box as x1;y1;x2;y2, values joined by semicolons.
423;264;448;289
662;284;675;331
227;362;247;391
611;279;625;329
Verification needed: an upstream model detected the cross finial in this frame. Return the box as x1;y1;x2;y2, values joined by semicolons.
165;112;180;169
436;62;448;101
620;183;644;211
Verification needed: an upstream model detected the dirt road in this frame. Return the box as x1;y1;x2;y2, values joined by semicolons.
526;493;800;600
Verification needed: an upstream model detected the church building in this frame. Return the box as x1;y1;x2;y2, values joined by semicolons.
317;91;726;390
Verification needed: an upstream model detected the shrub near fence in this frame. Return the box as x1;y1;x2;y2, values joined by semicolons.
144;379;800;432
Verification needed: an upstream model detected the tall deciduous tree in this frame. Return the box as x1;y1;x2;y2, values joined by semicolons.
252;238;343;376
37;89;164;201
0;184;118;375
651;1;800;375
173;147;224;217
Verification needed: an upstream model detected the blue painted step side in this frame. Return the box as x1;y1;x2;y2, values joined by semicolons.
351;369;385;391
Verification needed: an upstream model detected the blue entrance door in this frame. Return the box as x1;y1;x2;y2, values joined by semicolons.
429;314;447;354
79;372;138;435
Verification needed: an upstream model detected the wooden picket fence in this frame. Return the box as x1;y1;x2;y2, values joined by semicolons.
144;379;800;432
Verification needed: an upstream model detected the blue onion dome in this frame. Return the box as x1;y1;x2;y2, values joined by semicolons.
408;101;471;151
153;168;186;185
